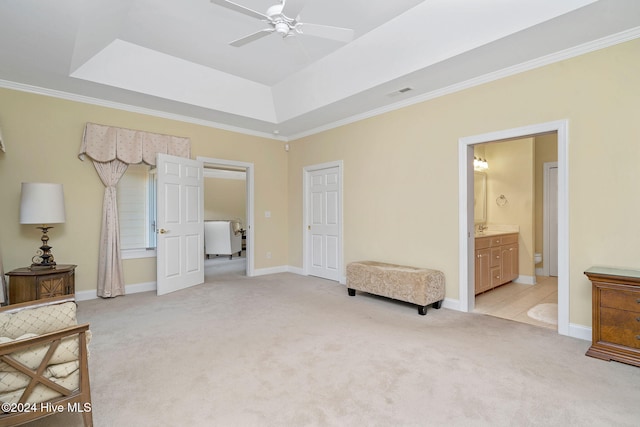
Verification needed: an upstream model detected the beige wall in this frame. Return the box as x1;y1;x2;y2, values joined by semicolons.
204;177;246;225
0;90;288;292
288;38;640;328
2;39;639;328
484;138;535;277
534;133;558;270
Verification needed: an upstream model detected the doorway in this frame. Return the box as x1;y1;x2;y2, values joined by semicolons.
458;120;569;336
197;156;255;278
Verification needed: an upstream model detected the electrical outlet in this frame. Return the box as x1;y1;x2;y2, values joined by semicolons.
265;211;271;218
266;251;272;259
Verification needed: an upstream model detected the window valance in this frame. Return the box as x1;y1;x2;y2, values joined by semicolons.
79;122;190;166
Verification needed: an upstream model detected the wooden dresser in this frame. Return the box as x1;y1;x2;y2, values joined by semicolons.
5;264;76;304
584;266;640;367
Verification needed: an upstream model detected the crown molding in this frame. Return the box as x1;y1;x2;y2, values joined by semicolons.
288;26;640;141
1;26;638;142
0;79;286;142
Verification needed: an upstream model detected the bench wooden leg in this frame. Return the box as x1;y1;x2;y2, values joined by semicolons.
418;305;427;315
348;288;356;296
433;300;443;309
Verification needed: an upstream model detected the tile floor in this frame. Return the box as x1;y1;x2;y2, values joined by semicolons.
474;276;558;330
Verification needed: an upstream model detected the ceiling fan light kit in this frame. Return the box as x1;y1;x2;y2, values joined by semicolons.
211;0;354;47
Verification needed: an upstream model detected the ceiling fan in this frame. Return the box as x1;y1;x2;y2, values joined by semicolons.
210;0;355;47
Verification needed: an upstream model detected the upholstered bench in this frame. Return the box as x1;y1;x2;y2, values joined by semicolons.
346;261;445;315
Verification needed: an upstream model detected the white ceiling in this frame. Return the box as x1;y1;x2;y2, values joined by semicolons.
1;0;639;140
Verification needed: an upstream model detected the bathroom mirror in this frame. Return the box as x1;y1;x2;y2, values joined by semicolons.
474;171;487;224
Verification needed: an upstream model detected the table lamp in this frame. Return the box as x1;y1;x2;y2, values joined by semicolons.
19;182;66;269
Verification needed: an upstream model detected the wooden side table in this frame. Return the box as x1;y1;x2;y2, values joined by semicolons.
5;264;76;304
584;266;640;367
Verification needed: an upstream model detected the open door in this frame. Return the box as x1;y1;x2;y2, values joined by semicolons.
156;153;204;295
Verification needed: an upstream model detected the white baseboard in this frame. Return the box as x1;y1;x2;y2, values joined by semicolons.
569;323;592;341
282;265;346;284
441;298;460;311
253;265;289;276
287;266;305;276
75;281;156;301
515;275;536;285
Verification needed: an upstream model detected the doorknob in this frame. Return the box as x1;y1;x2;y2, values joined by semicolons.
158;228;168;234
308;225;311;230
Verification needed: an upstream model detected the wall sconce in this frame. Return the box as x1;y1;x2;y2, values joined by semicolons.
474;156;489;171
19;183;66;269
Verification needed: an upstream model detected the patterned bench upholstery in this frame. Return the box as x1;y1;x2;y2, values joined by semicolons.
346;261;445;315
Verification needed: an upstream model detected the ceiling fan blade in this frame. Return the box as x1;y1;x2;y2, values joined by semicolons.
281;0;307;20
297;23;354;43
229;29;274;47
210;0;269;21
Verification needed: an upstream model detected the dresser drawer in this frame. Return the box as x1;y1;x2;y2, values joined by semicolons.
600;288;640;313
600;307;640;349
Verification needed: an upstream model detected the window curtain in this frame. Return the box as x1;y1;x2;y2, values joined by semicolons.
79;123;191;298
93;159;128;297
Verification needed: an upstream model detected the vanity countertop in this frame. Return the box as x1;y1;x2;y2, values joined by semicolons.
474;225;519;238
475;231;517;238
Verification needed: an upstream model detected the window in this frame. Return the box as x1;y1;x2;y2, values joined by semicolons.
117;163;156;258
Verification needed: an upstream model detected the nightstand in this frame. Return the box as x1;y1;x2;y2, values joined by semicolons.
584;266;640;367
5;264;76;304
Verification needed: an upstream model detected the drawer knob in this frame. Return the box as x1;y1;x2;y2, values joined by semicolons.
637;335;640;341
637;317;640;322
637;298;640;304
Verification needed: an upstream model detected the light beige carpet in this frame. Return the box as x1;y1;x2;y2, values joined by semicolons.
27;272;640;427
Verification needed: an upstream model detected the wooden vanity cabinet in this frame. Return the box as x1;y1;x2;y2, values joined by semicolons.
475;247;492;294
475;233;518;295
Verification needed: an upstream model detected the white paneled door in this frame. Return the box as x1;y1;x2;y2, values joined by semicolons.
307;166;341;281
156;153;204;296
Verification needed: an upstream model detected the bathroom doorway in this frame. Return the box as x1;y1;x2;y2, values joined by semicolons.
458;120;570;336
472;135;558;330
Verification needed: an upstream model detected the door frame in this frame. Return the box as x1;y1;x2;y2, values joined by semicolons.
458;120;569;336
542;161;559;277
197;156;255;277
302;161;344;282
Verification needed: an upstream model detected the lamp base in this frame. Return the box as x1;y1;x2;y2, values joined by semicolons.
29;225;57;270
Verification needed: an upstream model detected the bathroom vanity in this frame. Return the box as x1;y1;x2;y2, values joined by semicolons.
474;232;519;295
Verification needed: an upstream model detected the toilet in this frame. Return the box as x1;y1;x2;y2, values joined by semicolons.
534;253;542;264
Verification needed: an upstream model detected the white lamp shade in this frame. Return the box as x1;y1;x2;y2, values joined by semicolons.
19;183;66;224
